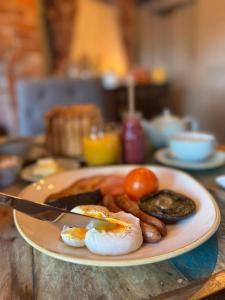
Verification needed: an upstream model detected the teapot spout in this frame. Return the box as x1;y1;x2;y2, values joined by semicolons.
141;119;164;148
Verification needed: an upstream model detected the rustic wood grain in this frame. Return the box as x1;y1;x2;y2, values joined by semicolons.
0;182;33;300
0;207;33;299
153;271;225;300
33;252;188;300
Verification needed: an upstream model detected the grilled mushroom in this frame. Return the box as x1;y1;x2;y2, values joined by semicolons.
139;189;196;223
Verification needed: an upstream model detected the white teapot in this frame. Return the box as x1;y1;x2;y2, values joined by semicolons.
142;109;198;148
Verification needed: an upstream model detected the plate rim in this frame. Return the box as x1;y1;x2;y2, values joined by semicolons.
155;148;225;170
14;165;221;267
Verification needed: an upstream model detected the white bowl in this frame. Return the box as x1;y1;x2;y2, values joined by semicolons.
169;132;216;162
0;155;22;187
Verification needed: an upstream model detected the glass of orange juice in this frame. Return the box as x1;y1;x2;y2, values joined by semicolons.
83;124;121;166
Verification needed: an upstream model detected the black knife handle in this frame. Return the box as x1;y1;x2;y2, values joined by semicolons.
0;193;13;206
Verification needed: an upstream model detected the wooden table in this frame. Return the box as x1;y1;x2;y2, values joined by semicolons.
1;164;225;300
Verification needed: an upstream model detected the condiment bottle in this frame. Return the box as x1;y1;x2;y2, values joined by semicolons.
122;112;145;164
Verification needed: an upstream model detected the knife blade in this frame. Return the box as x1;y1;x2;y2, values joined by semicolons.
0;192;104;228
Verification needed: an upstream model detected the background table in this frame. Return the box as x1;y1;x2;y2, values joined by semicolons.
1;162;225;299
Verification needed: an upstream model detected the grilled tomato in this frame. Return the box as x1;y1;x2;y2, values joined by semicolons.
124;167;159;201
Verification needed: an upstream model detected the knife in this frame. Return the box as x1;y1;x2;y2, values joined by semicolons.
0;192;105;228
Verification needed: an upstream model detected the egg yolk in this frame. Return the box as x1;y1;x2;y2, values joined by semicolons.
85;211;109;219
78;208;130;227
105;216;130;227
78;207;110;219
63;228;87;240
94;221;127;233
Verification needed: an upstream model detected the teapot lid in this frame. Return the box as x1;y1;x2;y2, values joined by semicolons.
152;109;181;125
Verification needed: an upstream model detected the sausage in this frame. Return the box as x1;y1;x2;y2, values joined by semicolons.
115;194;167;237
136;210;167;237
140;221;162;243
103;194;121;213
104;194;162;243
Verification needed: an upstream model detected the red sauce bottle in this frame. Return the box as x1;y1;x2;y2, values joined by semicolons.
122;112;145;163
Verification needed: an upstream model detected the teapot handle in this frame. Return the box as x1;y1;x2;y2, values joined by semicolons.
183;116;198;131
141;119;150;130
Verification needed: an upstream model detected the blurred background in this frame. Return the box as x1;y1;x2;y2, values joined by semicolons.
0;0;225;141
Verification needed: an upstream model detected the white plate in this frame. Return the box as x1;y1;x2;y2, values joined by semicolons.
14;165;220;267
21;158;80;182
215;175;225;189
155;148;225;170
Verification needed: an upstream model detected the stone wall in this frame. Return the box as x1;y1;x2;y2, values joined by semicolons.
0;0;49;134
0;0;49;78
45;0;76;74
0;0;135;134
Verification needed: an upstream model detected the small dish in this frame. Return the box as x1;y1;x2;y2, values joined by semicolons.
0;155;23;187
155;148;225;170
0;136;47;163
21;158;80;182
0;137;33;158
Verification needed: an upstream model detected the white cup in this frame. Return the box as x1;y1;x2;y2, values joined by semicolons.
169;132;216;162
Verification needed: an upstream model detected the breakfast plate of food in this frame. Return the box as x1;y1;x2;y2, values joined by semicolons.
14;165;220;266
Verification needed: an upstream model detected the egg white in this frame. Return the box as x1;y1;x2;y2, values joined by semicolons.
61;206;110;248
61;226;86;247
61;206;143;255
85;211;143;255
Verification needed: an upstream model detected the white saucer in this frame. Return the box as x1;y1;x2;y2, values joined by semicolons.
21;158;80;182
155;148;225;170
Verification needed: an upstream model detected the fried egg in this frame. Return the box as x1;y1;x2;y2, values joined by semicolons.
85;211;143;255
61;226;87;247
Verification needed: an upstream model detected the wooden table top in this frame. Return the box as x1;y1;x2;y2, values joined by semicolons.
1;162;225;299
